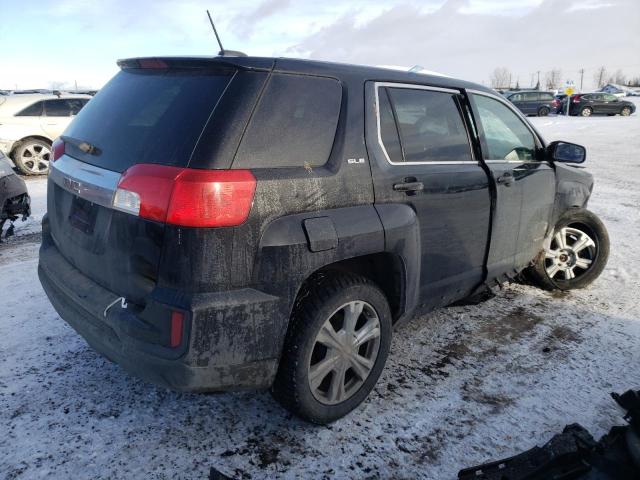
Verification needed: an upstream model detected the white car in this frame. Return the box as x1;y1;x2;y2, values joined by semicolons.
0;93;91;175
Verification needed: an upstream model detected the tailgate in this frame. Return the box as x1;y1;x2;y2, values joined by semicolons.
48;155;163;305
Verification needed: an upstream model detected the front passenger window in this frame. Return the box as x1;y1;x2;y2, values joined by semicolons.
471;94;536;161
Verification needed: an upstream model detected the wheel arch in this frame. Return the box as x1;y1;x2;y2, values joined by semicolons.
10;135;53;157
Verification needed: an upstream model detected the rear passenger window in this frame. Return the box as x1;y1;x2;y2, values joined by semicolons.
233;73;342;168
44;99;72;116
15;101;43;116
378;88;403;163
540;93;554;101
380;87;472;163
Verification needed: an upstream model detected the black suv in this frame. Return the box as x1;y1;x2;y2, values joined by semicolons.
568;93;636;117
38;56;609;424
504;90;555;116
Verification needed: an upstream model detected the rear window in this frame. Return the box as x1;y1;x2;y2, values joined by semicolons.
16;101;44;116
63;69;233;172
233;73;342;169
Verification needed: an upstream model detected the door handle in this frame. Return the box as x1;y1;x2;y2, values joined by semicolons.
496;171;514;187
393;181;424;193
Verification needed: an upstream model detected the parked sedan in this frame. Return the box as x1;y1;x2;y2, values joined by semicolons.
568;93;636;117
0;93;91;175
504;90;555;116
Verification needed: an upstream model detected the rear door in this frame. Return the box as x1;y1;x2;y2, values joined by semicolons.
468;91;555;278
41;99;75;138
366;82;492;308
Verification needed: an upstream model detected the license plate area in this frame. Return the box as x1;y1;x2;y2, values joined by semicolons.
68;195;98;234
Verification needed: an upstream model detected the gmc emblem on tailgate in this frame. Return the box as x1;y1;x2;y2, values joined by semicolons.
63;177;82;194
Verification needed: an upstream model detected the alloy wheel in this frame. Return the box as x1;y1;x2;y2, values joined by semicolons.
621;107;631;116
581;108;592;117
308;301;381;405
544;226;596;281
20;144;51;174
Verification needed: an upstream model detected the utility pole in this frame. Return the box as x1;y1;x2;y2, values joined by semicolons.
579;69;584;91
530;73;534;87
536;70;540;90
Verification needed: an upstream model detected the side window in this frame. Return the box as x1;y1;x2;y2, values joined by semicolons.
604;94;617;101
540;93;554;101
378;88;403;163
67;98;88;115
381;87;472;163
234;73;342;168
471;94;536;161
509;93;522;102
15;101;44;116
44;99;72;117
524;93;537;101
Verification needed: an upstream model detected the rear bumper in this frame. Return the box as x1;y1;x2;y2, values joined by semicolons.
38;229;285;392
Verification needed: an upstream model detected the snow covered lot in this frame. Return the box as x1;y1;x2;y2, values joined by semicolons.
1;102;639;479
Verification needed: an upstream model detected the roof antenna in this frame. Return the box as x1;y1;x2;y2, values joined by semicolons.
206;10;247;57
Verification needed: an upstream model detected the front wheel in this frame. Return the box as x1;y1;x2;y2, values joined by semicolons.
272;273;392;424
527;209;609;291
580;107;593;117
621;106;632;116
538;106;550;117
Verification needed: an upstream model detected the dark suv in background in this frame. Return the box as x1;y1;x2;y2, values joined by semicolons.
503;90;555;116
567;93;636;117
39;56;609;424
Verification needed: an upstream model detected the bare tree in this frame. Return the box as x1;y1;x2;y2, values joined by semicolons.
613;69;626;85
544;68;562;90
490;67;511;89
593;66;607;88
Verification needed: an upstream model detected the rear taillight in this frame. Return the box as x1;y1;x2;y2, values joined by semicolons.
552;99;559;107
170;311;184;348
112;164;256;228
572;95;582;103
52;138;65;162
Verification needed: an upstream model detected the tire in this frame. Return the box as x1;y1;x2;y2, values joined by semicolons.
13;139;51;175
621;106;632;116
580;107;593;117
526;209;609;291
272;272;392;424
537;106;550;117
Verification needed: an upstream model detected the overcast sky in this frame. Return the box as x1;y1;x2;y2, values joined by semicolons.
1;0;639;90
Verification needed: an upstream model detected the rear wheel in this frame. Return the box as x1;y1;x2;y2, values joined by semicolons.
580;107;593;117
13;139;51;175
527;209;609;291
272;273;392;424
621;106;632;116
537;106;550;117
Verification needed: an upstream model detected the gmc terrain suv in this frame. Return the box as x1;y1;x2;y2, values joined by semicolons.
39;56;609;424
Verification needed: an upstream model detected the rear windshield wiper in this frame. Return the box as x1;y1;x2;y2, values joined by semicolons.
61;135;102;156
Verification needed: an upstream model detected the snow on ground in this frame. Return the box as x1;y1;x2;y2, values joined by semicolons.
1;103;639;479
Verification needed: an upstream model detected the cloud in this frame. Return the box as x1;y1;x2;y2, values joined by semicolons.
232;0;292;38
287;0;640;89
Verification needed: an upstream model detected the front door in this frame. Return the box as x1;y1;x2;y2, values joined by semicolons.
365;82;492;309
468;91;556;281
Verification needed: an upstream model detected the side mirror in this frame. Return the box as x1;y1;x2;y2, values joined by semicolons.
548;141;586;164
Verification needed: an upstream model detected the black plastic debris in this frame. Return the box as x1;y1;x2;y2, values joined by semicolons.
458;389;640;480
